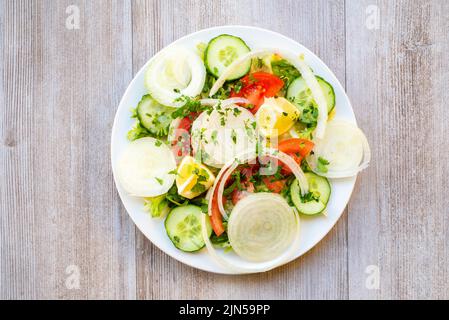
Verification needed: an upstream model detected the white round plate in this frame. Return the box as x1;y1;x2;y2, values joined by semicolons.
111;26;357;274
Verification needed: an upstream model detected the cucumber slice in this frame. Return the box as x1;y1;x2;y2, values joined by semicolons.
205;34;251;80
286;76;335;114
306;172;331;204
136;95;173;137
165;205;212;252
290;172;331;215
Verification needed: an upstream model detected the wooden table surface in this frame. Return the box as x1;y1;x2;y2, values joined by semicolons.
1;0;448;300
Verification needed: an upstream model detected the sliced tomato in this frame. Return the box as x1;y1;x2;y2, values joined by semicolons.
210;186;225;236
278;138;314;156
276;138;315;174
231;181;255;205
262;177;287;193
171;113;198;160
239;164;259;180
231;72;284;114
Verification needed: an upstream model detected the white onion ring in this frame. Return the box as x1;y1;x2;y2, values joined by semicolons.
228;193;298;262
206;151;255;219
212;148;309;219
199;97;250;107
201;204;301;274
296;56;328;139
145;46;206;107
217;161;239;219
307;119;371;178
209;49;276;96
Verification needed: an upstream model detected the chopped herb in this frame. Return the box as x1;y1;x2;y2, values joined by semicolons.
127;121;151;141
234;81;243;94
233;107;242;117
191;182;206;193
155;177;163;185
244;119;255;138
231;129;237;144
173;88;180;93
273;165;284;180
201;151;210;162
223;181;237;196
271;59;300;91
233;171;243;190
282;112;288;117
301;191;321;203
155;140;162;147
172;96;211;119
211;130;218;145
166;185;189;206
317;156;330;173
255;58;264;68
300;104;319;124
190;197;209;213
168;169;178;175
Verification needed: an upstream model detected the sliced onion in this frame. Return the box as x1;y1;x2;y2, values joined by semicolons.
199;97;250;107
295;55;328;139
117;137;176;197
209;49;276;96
216;161;239;219
212;148;309;219
201;199;301;274
268;149;309;196
199;98;219;106
228;193;298;262
307;119;371;178
145;46;206;107
220;97;250;106
206;151;255;219
191;106;257;168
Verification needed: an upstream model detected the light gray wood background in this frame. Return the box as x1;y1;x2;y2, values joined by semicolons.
1;0;448;300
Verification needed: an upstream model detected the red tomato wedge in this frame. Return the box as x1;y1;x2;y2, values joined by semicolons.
262;177;287;193
278;138;315;157
230;72;284;114
277;138;315;174
210;185;225;236
170;112;198;159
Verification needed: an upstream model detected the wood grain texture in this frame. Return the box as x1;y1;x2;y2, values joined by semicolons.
0;0;448;299
346;0;449;299
0;0;136;299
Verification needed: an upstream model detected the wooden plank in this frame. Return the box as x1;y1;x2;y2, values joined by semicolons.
346;0;449;299
0;0;136;299
132;0;348;299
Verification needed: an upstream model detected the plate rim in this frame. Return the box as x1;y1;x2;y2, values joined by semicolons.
111;25;357;274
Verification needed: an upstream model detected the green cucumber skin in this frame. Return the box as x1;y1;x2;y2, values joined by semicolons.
164;205;212;253
305;172;331;205
136;94;173;136
136;95;154;131
204;34;251;80
287;76;336;113
290;180;325;216
290;172;331;216
316;76;336;113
